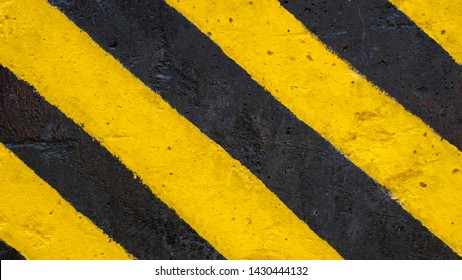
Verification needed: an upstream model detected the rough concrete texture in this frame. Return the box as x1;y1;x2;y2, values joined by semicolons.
0;0;461;259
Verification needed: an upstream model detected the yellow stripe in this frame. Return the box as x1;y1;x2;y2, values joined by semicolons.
0;0;341;259
390;0;462;64
0;144;132;260
164;0;462;255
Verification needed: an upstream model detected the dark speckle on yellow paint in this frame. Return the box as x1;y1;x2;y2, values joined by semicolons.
267;50;274;55
419;182;427;188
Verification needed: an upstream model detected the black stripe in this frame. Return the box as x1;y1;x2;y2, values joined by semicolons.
48;0;460;259
0;240;25;260
279;0;462;149
0;66;223;260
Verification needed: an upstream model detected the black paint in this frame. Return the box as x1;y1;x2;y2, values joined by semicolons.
0;66;223;260
280;0;462;149
46;0;460;259
0;240;25;260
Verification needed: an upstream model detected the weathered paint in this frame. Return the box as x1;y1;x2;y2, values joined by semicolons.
0;66;223;260
280;0;462;150
165;0;462;255
48;0;459;259
0;0;341;259
1;0;461;259
0;144;132;260
390;0;462;64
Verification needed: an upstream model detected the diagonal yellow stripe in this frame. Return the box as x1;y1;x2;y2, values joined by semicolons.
390;0;462;64
0;144;132;260
165;0;462;255
0;0;341;259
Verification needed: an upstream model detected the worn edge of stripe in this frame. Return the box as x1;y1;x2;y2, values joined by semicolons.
390;0;462;64
0;239;26;260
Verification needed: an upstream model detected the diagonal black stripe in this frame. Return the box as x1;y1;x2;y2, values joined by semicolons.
48;0;460;259
0;240;25;260
0;66;223;260
280;0;462;149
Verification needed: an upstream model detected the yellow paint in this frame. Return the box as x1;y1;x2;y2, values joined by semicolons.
390;0;462;64
0;144;132;260
0;0;341;259
165;0;462;255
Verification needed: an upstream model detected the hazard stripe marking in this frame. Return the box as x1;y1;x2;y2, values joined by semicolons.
390;0;462;64
0;66;223;260
280;0;462;150
47;0;460;259
0;0;340;259
165;0;462;255
0;144;132;260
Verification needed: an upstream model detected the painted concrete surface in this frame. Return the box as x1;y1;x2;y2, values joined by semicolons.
0;0;461;259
